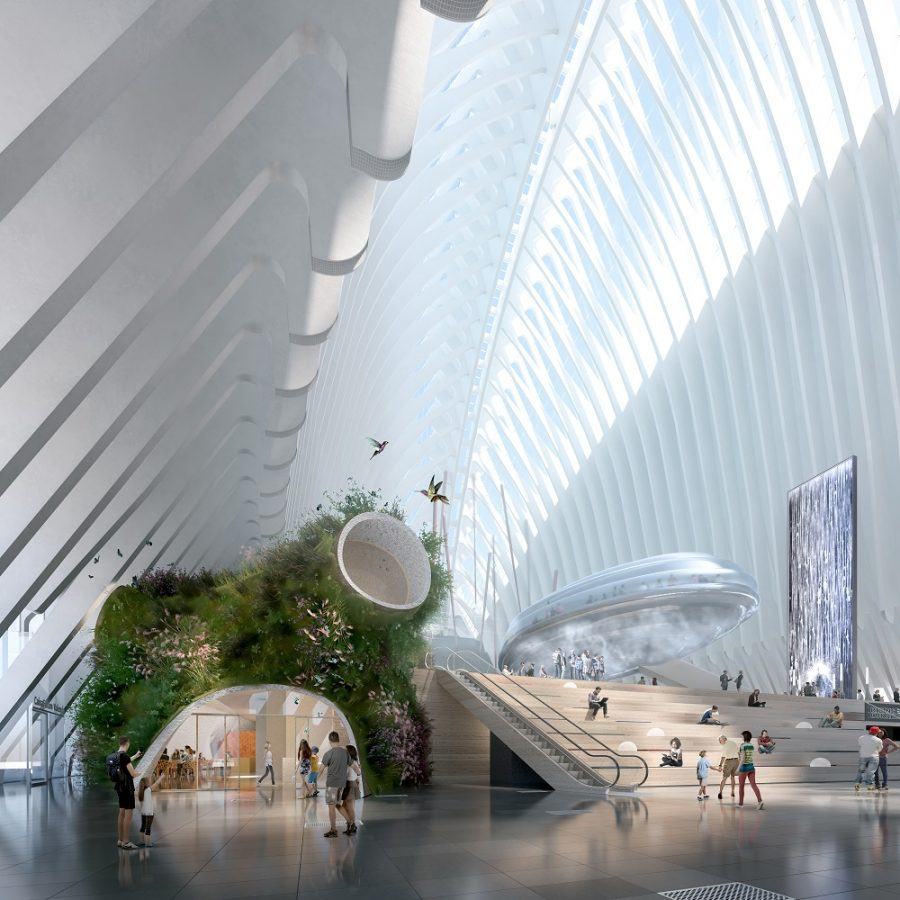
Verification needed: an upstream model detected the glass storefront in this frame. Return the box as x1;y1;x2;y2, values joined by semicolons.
154;687;351;790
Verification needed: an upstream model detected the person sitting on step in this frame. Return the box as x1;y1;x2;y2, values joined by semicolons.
586;686;609;720
660;737;683;767
699;705;726;726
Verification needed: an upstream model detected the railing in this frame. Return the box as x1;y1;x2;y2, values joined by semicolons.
866;701;900;721
431;648;649;789
457;670;622;788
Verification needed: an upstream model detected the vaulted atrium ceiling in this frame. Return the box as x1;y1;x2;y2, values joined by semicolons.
0;0;489;750
290;0;900;692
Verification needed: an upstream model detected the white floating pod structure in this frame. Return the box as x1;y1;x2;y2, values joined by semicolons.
336;512;431;612
499;554;758;676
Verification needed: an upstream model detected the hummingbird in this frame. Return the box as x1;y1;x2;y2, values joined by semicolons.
420;475;449;505
368;438;389;459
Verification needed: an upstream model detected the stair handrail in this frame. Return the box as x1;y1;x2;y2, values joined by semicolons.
428;648;618;785
467;668;650;789
430;648;649;789
455;669;623;788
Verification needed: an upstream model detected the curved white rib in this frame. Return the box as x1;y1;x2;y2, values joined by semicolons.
294;0;900;694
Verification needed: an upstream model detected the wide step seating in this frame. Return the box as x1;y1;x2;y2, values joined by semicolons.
467;673;873;788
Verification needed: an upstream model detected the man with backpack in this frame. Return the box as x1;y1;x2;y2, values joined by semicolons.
108;735;141;849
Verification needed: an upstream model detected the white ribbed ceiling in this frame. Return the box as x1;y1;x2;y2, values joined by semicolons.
0;0;489;751
290;0;900;693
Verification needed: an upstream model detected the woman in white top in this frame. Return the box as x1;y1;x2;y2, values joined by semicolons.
340;745;362;835
137;772;165;847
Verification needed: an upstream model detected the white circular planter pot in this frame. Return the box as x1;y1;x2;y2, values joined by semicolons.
336;512;431;612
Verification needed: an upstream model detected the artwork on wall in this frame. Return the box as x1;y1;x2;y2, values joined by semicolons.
788;456;857;698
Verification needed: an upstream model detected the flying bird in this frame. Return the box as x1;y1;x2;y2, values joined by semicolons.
368;438;389;459
117;548;123;558
88;574;94;579
316;504;323;512
93;556;99;565
146;540;153;547
420;475;449;505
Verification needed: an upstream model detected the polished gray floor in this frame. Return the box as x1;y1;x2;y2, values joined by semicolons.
0;781;898;899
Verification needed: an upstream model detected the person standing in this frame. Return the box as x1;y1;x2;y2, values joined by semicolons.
137;772;165;848
568;651;577;680
737;730;764;809
581;650;590;680
111;736;142;849
734;671;744;692
321;731;352;837
574;654;583;681
874;728;898;791
720;670;731;691
856;726;884;792
296;739;313;798
894;687;900;704
257;741;275;784
715;733;739;800
553;648;564;679
340;745;362;834
696;750;711;801
598;655;605;678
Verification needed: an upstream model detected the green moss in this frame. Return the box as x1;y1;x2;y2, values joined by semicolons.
74;483;444;790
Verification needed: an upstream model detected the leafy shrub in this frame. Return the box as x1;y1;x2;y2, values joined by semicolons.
73;483;444;790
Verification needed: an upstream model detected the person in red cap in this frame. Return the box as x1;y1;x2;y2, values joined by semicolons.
855;726;883;792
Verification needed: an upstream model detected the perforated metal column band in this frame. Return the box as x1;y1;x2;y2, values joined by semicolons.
310;242;368;276
660;884;793;900
350;146;411;181
421;0;492;22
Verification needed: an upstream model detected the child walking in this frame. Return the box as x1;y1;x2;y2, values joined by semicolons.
137;772;164;847
696;750;710;800
308;745;320;797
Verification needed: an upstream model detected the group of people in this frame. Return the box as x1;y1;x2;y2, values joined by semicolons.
110;736;163;850
294;732;362;836
555;648;606;681
110;730;364;849
855;725;897;791
719;670;745;691
660;732;766;808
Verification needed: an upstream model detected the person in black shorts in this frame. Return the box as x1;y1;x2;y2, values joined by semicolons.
115;736;142;849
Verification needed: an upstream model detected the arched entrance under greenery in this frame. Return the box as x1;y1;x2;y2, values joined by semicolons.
134;684;358;791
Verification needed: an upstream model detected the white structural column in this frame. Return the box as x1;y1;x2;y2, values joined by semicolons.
0;1;485;750
295;0;900;694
